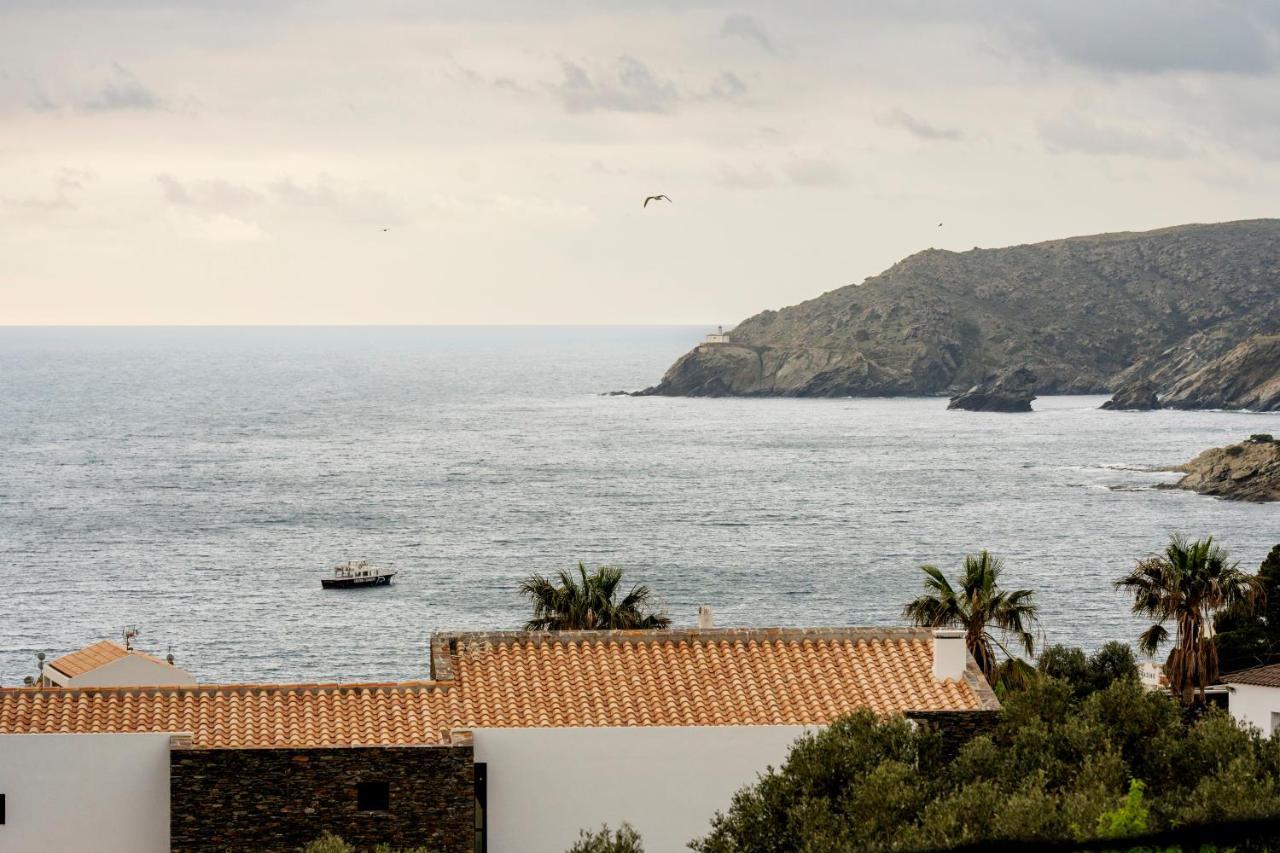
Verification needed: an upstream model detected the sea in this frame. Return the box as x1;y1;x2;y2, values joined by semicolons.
1;325;1276;686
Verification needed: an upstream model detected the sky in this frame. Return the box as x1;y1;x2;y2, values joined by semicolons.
2;1;1280;325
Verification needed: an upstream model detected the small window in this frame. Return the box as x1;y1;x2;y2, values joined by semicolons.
474;763;487;853
357;781;390;812
1;792;6;825
1272;712;1280;737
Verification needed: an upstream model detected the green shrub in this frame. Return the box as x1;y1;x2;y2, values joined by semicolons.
567;822;644;853
690;680;1280;851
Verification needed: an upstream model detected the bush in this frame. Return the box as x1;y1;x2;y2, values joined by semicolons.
690;680;1280;851
567;822;644;853
1037;641;1138;698
1248;433;1274;444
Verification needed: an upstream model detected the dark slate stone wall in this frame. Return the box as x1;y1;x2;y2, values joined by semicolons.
170;745;474;852
907;710;999;758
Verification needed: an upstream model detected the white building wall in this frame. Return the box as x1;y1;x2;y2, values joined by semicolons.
1227;683;1280;735
0;733;171;853
56;655;195;687
472;725;811;853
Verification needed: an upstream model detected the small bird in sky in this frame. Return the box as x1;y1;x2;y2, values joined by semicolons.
643;194;671;208
381;227;390;232
938;222;943;227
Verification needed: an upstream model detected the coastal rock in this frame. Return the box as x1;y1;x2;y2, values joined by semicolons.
636;343;910;397
644;220;1280;398
1166;435;1280;502
1159;335;1280;412
947;367;1037;412
1101;379;1162;411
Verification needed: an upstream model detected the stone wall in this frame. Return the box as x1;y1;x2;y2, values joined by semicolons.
907;710;999;758
170;745;474;852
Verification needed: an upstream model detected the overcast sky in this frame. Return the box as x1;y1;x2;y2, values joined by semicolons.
3;1;1280;324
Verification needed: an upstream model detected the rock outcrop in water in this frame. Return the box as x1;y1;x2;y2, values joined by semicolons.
1100;379;1162;411
947;367;1037;412
1166;435;1280;502
639;220;1280;401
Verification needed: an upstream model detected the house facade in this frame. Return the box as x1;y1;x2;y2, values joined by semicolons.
0;626;998;852
1224;663;1280;736
38;639;196;688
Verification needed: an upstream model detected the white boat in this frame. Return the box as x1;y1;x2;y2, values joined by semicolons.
321;560;396;589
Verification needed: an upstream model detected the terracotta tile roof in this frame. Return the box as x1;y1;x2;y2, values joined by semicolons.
433;627;997;728
1222;663;1280;688
1;627;996;747
48;640;131;677
0;682;458;748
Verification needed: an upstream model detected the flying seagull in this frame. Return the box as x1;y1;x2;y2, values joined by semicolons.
381;227;390;232
937;222;943;227
643;194;671;208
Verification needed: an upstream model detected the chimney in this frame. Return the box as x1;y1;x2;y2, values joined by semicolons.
932;628;967;681
697;605;715;629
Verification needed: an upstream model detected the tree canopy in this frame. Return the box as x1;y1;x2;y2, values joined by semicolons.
902;551;1039;686
521;563;671;631
691;677;1280;851
1214;543;1280;673
1115;535;1261;704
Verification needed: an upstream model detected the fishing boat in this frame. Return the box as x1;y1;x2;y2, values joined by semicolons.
321;560;396;589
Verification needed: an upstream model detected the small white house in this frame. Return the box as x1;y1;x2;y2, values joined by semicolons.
39;639;195;688
1223;664;1280;736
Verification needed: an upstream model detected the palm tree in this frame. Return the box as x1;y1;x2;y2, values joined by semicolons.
902;550;1039;684
521;563;671;631
1115;535;1261;706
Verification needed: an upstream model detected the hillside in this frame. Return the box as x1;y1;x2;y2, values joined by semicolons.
641;220;1280;400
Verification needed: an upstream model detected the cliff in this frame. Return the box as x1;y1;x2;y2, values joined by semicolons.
641;220;1280;399
1166;435;1280;502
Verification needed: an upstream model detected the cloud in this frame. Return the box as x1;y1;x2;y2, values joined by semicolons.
0;168;91;214
156;175;262;209
720;13;774;54
707;71;748;101
170;211;267;243
878;109;963;141
552;56;679;114
1010;1;1280;75
1038;115;1192;159
712;162;775;190
785;158;847;188
269;175;406;224
83;64;164;111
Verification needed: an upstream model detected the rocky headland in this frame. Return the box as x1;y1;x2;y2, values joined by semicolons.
638;220;1280;406
1165;435;1280;502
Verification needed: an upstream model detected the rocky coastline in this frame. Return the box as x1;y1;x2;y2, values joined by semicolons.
1164;435;1280;502
637;220;1280;408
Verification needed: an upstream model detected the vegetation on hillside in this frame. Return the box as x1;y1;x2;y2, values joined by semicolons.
690;675;1280;850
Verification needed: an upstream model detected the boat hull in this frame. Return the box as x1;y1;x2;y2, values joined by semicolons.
321;573;395;589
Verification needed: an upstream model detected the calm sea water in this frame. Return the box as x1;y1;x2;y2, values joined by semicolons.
1;326;1276;686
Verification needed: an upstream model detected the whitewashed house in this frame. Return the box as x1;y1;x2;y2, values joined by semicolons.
0;625;997;853
1223;664;1280;735
37;639;196;688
